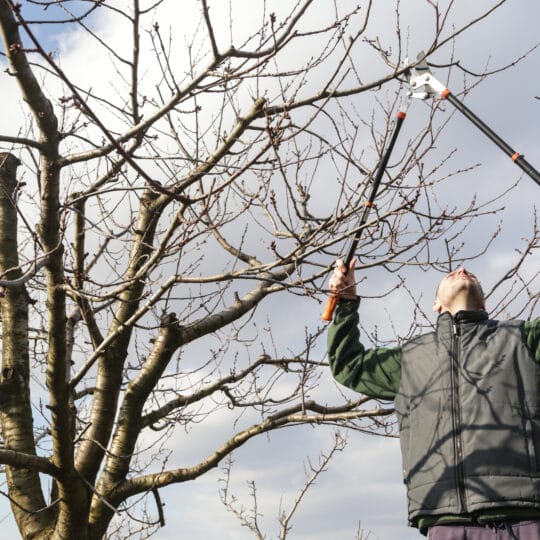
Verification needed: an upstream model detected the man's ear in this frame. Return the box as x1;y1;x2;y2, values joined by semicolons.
432;298;442;313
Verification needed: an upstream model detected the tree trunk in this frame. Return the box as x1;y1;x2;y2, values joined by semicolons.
0;153;53;538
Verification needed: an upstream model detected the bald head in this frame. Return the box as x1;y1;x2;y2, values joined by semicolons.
433;268;485;316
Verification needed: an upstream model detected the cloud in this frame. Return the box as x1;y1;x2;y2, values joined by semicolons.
0;2;538;539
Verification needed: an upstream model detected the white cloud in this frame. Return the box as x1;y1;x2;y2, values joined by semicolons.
0;1;538;539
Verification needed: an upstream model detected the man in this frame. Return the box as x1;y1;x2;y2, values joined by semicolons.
327;258;540;539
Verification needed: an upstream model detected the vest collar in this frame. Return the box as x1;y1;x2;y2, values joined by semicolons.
436;310;489;340
437;310;489;325
453;310;489;323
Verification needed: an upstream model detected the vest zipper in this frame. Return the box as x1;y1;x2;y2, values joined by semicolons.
451;320;467;513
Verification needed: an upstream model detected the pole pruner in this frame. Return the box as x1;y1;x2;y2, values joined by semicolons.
408;52;540;187
321;110;407;321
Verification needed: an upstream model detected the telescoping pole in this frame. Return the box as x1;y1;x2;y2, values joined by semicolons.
408;55;540;188
441;90;540;187
321;110;406;321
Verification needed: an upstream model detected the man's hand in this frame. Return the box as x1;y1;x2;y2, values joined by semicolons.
329;258;357;300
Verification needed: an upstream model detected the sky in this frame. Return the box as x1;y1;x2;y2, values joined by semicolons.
0;1;539;539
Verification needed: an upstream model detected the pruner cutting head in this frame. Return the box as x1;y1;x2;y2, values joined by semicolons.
406;51;446;100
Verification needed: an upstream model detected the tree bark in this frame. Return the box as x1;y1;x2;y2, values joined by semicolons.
0;153;53;538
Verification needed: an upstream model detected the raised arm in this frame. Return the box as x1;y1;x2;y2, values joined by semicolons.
327;260;401;400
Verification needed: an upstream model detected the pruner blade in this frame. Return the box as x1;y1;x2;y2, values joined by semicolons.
407;51;446;100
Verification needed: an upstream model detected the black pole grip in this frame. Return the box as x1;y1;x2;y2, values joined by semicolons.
322;111;406;322
513;155;540;187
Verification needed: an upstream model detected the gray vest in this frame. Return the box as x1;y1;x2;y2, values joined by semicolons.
394;310;540;525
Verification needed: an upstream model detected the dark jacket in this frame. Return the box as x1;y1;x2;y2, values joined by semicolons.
328;298;540;531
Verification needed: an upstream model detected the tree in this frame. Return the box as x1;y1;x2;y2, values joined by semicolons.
0;0;537;538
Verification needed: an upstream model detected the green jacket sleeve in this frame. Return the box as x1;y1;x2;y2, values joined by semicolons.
525;317;540;363
327;298;402;401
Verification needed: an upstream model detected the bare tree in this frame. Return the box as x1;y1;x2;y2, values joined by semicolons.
0;1;537;538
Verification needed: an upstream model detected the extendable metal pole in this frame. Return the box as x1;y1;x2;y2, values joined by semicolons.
408;57;540;188
443;91;540;187
321;111;406;321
